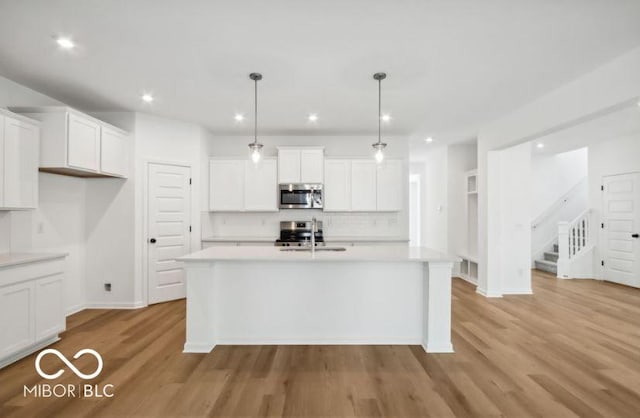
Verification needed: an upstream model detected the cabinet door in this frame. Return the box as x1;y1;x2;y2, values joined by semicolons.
209;160;245;211
351;160;377;211
278;149;301;183
300;149;324;183
67;113;100;172
3;117;39;209
35;274;65;340
100;127;128;177
324;159;351;212
376;160;403;211
0;281;35;359
245;159;278;211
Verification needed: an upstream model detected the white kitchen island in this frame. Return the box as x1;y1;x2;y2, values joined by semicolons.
178;246;460;354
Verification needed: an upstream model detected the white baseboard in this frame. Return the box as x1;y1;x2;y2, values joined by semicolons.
214;337;423;345
84;301;147;310
455;275;478;286
66;303;86;316
0;335;60;370
422;341;454;353
183;342;216;353
502;288;533;295
476;287;503;298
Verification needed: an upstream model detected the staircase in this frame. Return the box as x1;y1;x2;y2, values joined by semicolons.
535;243;559;274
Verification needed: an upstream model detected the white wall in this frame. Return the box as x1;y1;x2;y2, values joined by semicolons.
588;132;640;278
133;113;206;305
477;46;640;297
202;135;410;240
0;75;88;314
531;147;588;220
447;144;477;257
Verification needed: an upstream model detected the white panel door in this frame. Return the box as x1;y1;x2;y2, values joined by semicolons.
244;159;278;211
278;149;301;183
67;113;100;172
603;172;640;288
3;116;39;208
0;281;35;358
376;160;403;212
148;163;191;304
300;149;324;183
209;160;244;211
351;160;377;211
100;127;128;177
34;274;65;340
324;159;351;212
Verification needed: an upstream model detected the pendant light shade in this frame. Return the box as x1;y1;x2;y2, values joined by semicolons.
248;72;263;163
372;72;387;163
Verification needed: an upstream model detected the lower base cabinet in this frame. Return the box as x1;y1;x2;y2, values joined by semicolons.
0;257;66;368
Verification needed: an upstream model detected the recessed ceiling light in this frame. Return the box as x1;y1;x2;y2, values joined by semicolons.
381;114;391;122
425;137;434;143
56;37;75;49
234;114;245;122
308;113;318;122
141;94;154;103
536;142;545;149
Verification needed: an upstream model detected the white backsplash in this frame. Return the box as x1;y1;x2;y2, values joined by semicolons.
201;210;405;239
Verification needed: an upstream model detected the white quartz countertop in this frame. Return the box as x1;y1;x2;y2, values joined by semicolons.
179;245;460;263
0;253;67;268
202;236;409;242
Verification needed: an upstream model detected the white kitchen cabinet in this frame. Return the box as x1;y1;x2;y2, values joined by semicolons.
209;158;278;212
34;274;65;341
209;159;245;211
1;113;40;210
300;149;324;183
277;147;324;184
0;281;35;359
68;112;100;172
376;159;403;211
244;159;278;211
10;107;129;178
323;159;351;211
351;160;378;211
100;126;128;177
278;149;301;183
0;256;66;368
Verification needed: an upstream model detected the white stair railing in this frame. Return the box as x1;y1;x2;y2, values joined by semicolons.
557;210;592;277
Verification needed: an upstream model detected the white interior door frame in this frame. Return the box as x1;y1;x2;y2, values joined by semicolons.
142;159;193;305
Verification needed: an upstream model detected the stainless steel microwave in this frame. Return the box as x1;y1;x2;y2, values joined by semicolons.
279;184;323;209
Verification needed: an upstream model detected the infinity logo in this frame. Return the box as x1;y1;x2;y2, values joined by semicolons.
35;349;103;380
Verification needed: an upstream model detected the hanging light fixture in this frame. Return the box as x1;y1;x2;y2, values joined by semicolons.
372;72;387;163
248;72;263;163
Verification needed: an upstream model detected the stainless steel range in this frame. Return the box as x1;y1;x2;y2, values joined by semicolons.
274;220;325;247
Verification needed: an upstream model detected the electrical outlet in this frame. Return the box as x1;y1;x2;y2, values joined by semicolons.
104;283;112;292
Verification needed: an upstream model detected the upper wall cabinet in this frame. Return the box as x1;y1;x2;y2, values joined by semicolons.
209;158;278;212
324;158;404;212
10;107;129;178
277;147;324;184
0;109;40;210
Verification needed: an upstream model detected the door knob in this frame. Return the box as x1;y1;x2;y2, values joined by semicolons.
149;238;157;243
632;233;639;238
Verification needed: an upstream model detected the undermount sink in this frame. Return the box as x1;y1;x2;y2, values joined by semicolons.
279;247;347;252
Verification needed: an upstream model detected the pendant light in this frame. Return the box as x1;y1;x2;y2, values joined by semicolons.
248;72;263;163
372;72;387;164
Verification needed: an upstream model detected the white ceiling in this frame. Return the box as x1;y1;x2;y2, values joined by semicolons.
1;0;639;147
532;103;640;156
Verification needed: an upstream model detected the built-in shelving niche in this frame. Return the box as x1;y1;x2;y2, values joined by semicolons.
456;169;478;285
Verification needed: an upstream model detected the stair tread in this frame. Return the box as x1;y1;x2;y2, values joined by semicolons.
535;259;557;266
544;251;559;256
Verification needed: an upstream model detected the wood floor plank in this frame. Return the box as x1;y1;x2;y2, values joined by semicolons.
1;271;640;417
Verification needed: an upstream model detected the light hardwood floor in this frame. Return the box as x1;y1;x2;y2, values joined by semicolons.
2;271;640;417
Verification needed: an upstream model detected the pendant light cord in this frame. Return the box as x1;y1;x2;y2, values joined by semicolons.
378;78;381;144
254;78;258;144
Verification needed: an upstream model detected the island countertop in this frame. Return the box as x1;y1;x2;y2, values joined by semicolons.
179;245;461;263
